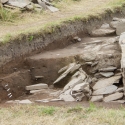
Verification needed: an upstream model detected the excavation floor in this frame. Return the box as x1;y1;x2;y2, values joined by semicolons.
29;36;116;60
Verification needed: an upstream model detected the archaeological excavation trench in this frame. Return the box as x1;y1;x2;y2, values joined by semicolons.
1;11;125;104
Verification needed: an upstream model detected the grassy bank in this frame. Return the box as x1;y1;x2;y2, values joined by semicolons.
0;103;125;125
0;0;125;43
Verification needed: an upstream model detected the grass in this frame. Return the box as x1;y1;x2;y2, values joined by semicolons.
0;0;125;43
0;5;20;22
0;103;125;125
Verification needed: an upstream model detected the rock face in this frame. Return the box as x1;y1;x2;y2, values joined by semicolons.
26;83;48;90
103;92;123;102
93;75;121;90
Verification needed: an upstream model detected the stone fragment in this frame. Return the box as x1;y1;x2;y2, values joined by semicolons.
6;100;33;104
59;94;75;101
54;63;80;84
63;75;83;92
73;36;82;42
19;99;33;104
26;83;48;90
103;92;123;102
58;66;68;74
30;89;49;94
8;0;30;8
98;66;117;72
116;87;124;92
90;95;103;102
80;52;96;61
71;92;82;97
76;94;85;101
50;99;62;102
92;85;117;95
63;70;86;92
30;89;43;94
26;4;34;10
37;0;47;9
72;82;87;92
100;23;111;29
110;21;121;29
93;75;121;90
34;76;44;79
91;28;115;37
85;62;92;66
100;72;114;78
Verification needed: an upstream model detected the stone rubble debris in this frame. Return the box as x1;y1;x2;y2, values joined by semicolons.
90;23;116;37
16;17;125;104
1;0;59;13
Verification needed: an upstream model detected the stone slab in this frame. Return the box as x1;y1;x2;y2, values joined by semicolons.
100;72;114;78
98;66;117;72
103;92;123;102
26;83;48;90
59;94;75;102
91;28;115;37
72;82;87;92
19;99;33;104
92;85;117;95
54;63;81;84
93;75;121;90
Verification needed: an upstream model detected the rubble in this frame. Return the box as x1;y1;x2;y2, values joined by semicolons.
90;23;115;37
22;17;125;103
1;0;59;13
